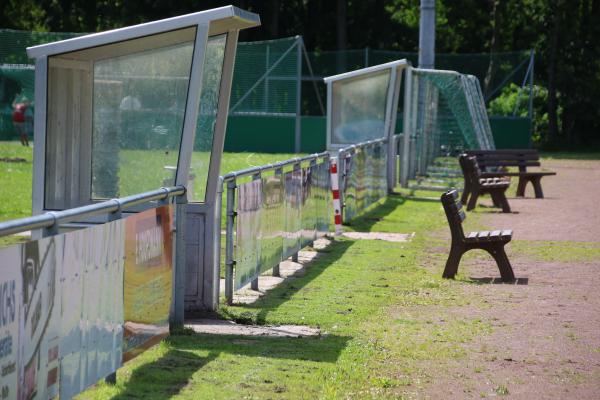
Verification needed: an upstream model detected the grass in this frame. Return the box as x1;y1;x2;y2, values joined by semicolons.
0;140;301;247
78;194;490;399
511;240;600;263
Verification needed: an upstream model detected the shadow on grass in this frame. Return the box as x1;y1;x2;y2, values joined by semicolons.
110;349;218;400
109;333;350;399
221;239;354;325
343;194;407;231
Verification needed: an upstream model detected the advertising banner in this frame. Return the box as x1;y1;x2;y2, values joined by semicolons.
123;205;174;362
0;204;174;399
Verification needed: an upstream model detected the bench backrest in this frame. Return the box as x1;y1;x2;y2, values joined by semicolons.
441;189;466;242
458;154;481;183
465;149;540;171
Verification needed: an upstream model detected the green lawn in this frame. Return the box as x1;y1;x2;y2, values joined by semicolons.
0;140;301;248
0;140;299;222
78;195;489;399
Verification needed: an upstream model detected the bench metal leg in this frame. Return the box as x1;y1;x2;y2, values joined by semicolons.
516;177;528;197
497;191;511;213
460;181;470;205
485;245;515;282
443;245;464;279
531;176;544;198
467;190;479;211
489;191;501;208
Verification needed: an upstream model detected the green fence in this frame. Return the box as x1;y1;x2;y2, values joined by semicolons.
223;115;531;153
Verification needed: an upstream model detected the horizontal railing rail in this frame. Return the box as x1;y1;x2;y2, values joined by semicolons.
221;151;330;182
0;185;186;237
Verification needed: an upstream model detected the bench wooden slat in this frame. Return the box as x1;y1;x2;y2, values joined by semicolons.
477;231;490;240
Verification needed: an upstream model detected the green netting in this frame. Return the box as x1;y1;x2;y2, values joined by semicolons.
409;69;495;177
229;36;299;116
0;29;84;65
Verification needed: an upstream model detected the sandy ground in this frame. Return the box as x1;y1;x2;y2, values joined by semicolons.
418;159;600;399
487;159;600;242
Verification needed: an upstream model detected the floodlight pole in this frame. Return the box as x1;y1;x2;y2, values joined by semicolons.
418;0;435;69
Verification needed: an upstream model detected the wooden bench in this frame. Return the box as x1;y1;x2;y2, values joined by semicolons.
458;155;511;213
464;149;556;198
441;190;515;282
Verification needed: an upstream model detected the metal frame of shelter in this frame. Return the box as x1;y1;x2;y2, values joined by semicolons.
26;6;261;313
324;59;409;191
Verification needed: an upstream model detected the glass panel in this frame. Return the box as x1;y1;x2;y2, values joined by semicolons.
235;179;262;290
259;172;284;271
189;34;227;202
331;69;391;145
282;168;301;259
90;32;195;199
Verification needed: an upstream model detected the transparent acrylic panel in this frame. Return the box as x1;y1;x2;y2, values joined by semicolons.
315;160;330;236
282;169;301;259
342;154;357;223
190;34;227;202
259;172;284;272
355;148;367;214
235;179;262;290
90;29;195;199
301;166;317;247
331;69;391;145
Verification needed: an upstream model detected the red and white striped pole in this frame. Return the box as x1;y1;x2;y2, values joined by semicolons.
330;157;343;236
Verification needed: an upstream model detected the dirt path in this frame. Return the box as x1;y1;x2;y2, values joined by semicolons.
486;159;600;242
420;159;600;399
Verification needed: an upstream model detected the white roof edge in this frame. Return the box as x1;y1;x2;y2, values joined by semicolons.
27;5;260;59
323;59;410;83
412;67;460;76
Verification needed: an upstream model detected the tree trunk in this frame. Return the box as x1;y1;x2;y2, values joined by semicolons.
546;4;560;145
336;0;348;72
484;0;503;97
268;0;280;38
336;0;347;50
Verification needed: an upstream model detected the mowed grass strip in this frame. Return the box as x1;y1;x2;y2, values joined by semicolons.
79;196;487;399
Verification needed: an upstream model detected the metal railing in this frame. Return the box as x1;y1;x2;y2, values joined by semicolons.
0;186;186;237
222;152;330;304
337;138;388;223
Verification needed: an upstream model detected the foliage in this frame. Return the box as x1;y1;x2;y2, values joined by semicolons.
1;0;599;147
488;83;561;146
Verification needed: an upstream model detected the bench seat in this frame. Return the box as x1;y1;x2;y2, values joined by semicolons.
465;230;512;243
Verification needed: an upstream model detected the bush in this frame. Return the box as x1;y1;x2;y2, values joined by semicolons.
488;83;561;147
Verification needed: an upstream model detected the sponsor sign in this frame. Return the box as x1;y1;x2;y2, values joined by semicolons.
0;204;174;399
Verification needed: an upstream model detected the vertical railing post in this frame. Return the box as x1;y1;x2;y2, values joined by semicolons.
251;171;261;290
309;157;317;248
273;166;283;277
337;150;346;225
225;178;236;305
401;67;413;187
292;161;301;262
171;195;187;331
